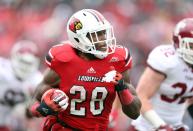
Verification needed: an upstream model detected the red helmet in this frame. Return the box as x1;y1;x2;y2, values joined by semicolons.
173;18;193;65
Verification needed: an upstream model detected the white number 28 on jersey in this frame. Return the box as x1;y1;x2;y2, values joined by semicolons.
70;85;108;116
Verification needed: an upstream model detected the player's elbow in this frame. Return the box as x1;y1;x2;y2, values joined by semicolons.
130;112;140;120
122;99;141;119
122;106;140;119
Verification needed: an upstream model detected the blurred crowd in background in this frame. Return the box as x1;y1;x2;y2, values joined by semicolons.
1;0;193;84
0;0;193;130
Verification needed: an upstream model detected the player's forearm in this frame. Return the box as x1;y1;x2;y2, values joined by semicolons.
26;86;44;117
121;95;141;119
28;69;61;117
117;83;141;119
139;96;166;128
139;95;153;113
27;81;53;116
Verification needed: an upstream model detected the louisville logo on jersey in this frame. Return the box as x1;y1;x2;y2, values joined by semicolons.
69;18;83;33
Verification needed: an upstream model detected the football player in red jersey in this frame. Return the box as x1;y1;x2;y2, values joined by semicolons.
28;9;141;131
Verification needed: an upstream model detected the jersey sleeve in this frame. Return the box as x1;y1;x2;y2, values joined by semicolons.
114;46;132;73
45;46;58;69
147;45;174;74
45;43;73;71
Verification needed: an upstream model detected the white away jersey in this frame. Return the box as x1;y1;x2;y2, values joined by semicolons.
0;57;42;126
132;45;193;131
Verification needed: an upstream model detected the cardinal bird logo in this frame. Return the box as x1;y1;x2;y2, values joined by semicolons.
69;18;83;33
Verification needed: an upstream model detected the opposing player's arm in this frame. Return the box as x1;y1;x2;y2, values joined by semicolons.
137;67;165;113
137;66;169;128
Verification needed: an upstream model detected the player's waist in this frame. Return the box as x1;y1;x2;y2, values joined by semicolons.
57;119;80;131
58;114;109;130
43;116;80;131
57;119;107;131
46;117;108;131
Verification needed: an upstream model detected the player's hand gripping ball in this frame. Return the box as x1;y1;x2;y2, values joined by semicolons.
41;89;69;112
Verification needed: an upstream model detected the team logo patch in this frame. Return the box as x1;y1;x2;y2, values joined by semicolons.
69;18;83;33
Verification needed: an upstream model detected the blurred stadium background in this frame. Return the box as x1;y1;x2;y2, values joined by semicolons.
0;0;193;130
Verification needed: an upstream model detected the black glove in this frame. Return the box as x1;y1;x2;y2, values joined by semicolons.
36;101;58;117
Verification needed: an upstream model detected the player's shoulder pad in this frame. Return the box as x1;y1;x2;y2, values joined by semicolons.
45;41;74;66
147;44;177;73
113;45;132;65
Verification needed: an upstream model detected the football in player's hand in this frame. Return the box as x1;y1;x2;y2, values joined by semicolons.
41;89;69;111
51;89;66;102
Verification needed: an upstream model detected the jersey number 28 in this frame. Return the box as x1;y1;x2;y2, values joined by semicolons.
70;85;108;116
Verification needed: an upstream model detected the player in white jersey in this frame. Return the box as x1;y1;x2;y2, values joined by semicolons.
0;40;42;131
130;18;193;131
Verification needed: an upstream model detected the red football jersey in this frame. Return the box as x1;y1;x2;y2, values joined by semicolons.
45;41;132;131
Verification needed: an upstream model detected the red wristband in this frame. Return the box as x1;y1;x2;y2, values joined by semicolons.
30;102;42;117
118;89;134;105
